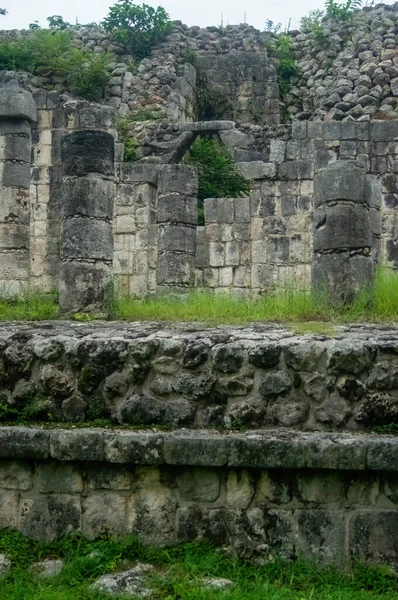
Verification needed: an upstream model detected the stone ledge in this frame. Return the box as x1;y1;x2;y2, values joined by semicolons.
180;121;235;132
1;426;397;471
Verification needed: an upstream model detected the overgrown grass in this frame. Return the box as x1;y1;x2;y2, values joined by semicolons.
0;531;398;600
114;268;398;325
0;292;58;321
2;268;398;325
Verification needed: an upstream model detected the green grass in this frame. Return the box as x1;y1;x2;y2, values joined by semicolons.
0;531;398;600
2;268;398;325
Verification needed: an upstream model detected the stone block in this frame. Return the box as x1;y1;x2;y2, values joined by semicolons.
0;460;33;490
156;251;195;286
269;139;286;163
209;242;225;267
61;130;115;177
61;217;113;261
0;134;30;162
220;130;254;148
372;120;398;142
59;261;113;313
292;121;307;140
234;197;250;222
38;462;83;493
20;495;81;540
204;198;218;223
313;204;371;251
157;194;197;225
83;493;127;538
105;431;163;464
62;178;114;219
278;162;297;180
164;432;228;466
119;163;159;184
0;86;37;122
181;120;234;132
50;430;105;461
312;252;374;303
178;468;221;503
313;161;366;208
157;224;196;254
2;160;31;189
349;511;398;568
237;161;275;179
323;122;341;140
0;427;49;459
158;164;198;196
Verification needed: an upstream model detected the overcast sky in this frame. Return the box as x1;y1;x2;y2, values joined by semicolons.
1;0;394;33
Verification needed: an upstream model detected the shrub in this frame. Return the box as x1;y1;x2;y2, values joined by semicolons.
67;49;112;101
102;0;172;59
123;137;140;162
0;37;33;71
185;137;250;224
31;29;71;77
300;9;326;40
325;0;362;22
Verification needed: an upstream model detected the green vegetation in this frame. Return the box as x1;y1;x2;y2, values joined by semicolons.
123;136;140;162
0;531;398;600
300;9;326;41
185;137;250;224
0;29;111;101
2;268;398;325
102;0;172;59
325;0;363;22
67;49;112;101
266;33;299;120
195;73;232;121
0;291;58;321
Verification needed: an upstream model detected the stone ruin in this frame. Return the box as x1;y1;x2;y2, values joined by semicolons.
2;2;398;570
3;3;398;311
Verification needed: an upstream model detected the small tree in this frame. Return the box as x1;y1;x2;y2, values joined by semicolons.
0;8;7;15
102;0;172;59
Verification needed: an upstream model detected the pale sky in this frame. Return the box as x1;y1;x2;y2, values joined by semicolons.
2;0;395;34
0;0;356;33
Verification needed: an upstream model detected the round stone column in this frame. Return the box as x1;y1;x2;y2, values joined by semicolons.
60;130;115;313
0;83;37;294
312;160;373;304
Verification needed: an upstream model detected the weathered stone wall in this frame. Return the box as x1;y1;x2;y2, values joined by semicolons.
2;425;398;568
1;322;398;432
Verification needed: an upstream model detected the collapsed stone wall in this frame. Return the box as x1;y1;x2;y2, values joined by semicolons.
2;322;398;432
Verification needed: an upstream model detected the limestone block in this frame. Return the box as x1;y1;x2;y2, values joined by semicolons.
61;130;115;177
219;267;233;287
158;164;198;196
156;252;195;286
157;194;197;225
234;197;250;222
237;161;275;180
220;129;254;148
181;120;234;132
62;178;114;219
119;163;159;185
209;242;225;267
0;134;30;162
178;468;221;503
61;217;113;261
2;160;31;189
38;462;83;494
0;86;37;122
59;261;112;313
313;204;371;251
0;491;19;529
312;252;374;303
157;224;196;254
83;494;127;538
314;161;366;208
20;495;81;540
0;460;33;490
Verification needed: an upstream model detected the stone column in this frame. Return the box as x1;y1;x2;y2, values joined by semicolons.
312;160;373;303
156;165;198;293
60;130;115;313
0;84;37;294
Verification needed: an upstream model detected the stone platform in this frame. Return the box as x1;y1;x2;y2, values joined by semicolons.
1;321;398;567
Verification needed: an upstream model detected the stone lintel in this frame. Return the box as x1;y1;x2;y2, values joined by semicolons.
0;426;397;472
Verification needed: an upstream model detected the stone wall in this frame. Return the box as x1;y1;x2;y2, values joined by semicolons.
2;425;398;568
2;322;398;432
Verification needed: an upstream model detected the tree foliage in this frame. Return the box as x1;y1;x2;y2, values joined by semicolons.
186;137;250;224
102;0;172;59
